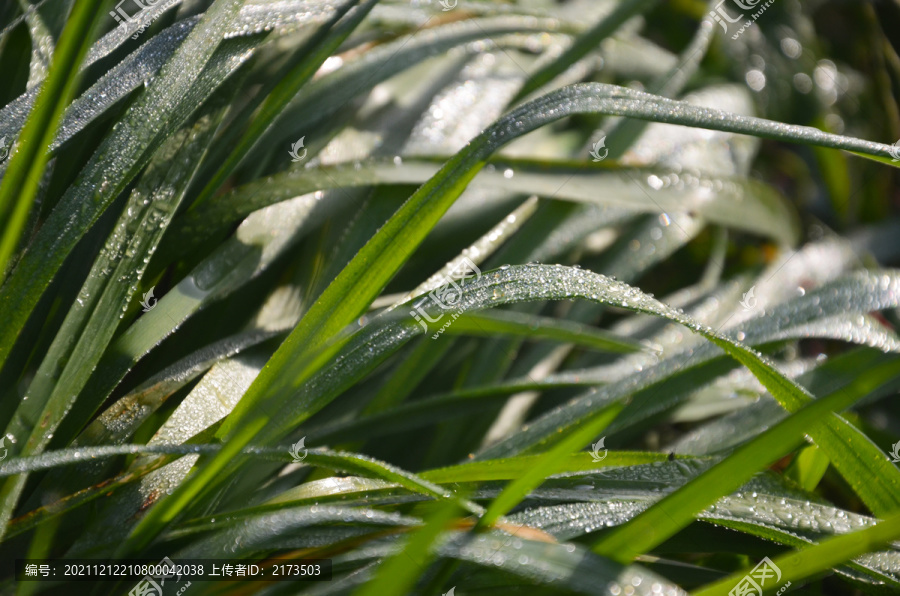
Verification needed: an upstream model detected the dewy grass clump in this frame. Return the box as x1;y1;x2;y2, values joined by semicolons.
0;0;899;594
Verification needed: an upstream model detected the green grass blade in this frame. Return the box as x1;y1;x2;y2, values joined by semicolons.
0;0;248;372
513;0;660;102
0;442;481;513
421;451;673;484
591;353;900;563
4;86;232;460
434;310;642;352
352;498;464;596
692;511;900;596
127;76;898;557
477;402;624;528
0;0;106;282
190;0;374;209
172;159;799;257
0;0;247;541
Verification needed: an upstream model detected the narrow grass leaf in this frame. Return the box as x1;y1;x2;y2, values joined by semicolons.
353;498;463;596
477;402;624;528
0;0;247;372
0;0;106;280
512;0;660;102
592;354;900;562
129;74;899;557
692;511;900;596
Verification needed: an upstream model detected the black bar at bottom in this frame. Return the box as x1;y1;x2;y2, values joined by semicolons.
15;558;332;582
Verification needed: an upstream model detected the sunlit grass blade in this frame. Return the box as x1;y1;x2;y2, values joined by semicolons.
172;158;799;256
190;0;374;209
434;310;642;352
692;510;900;596
476;402;624;529
109;75;900;563
420;451;676;484
512;0;660;102
352;497;464;596
0;0;247;373
591;353;900;563
0;0;106;282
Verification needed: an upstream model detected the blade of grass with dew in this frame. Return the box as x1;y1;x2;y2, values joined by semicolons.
4;78;236;464
692;510;900;596
190;0;376;209
355;497;463;596
0;0;106;282
0;0;247;373
421;451;675;484
441;310;642;352
0;0;248;542
127;79;900;557
512;0;660;102
591;353;900;563
476;402;625;529
171;159;799;257
471;269;900;516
